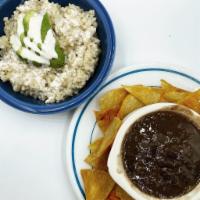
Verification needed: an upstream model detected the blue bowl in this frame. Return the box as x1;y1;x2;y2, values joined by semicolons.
0;0;115;114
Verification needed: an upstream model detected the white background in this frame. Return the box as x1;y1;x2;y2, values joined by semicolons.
0;0;200;199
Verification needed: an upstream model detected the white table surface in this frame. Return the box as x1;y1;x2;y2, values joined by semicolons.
1;0;200;199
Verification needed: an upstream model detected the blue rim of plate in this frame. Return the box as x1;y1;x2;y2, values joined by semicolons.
71;67;200;199
0;0;116;114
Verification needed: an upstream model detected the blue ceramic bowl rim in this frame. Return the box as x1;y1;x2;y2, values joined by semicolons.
0;0;116;114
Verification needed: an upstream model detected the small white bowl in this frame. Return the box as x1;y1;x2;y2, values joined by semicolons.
107;102;200;200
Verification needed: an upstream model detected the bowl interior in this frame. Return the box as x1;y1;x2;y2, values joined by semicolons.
0;0;113;108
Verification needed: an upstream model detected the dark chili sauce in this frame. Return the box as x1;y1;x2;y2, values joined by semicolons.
122;111;200;198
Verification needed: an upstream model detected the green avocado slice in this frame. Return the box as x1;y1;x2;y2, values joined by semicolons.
20;33;25;46
50;42;65;68
32;61;42;67
23;11;35;36
16;48;28;64
41;13;65;68
41;13;51;42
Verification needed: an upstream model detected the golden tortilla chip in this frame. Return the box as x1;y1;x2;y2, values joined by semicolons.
163;91;189;103
160;79;189;93
188;89;200;102
96;117;122;157
97;120;110;133
115;186;133;200
159;95;168;102
118;94;144;119
95;108;119;121
85;150;109;170
181;93;200;113
161;79;176;90
160;80;191;103
107;187;120;200
89;138;103;154
95;108;119;133
123;85;161;105
99;88;127;111
194;89;200;100
81;169;115;200
85;138;108;170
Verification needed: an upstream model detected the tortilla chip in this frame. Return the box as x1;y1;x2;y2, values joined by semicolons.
96;117;122;157
115;186;133;200
81;169;115;200
159;95;168;102
107;187;120;200
95;108;119;133
160;79;189;93
123;85;161;105
89;138;103;154
99;88;127;111
85;138;108;170
160;80;191;103
181;93;200;113
86;138;110;170
118;94;144;119
97;120;110;133
161;79;176;90
163;91;189;103
95;108;119;121
194;89;200;100
85;150;109;170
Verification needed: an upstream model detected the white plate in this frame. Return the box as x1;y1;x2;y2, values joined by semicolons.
66;66;200;200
